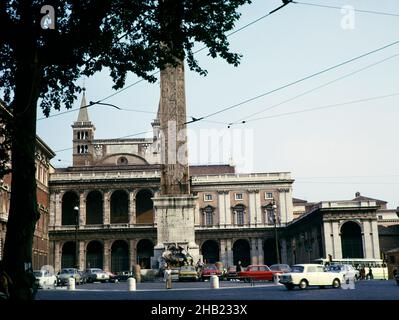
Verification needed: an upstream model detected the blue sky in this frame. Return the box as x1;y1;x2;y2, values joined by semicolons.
37;0;399;208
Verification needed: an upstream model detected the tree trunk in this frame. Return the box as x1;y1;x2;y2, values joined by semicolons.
3;52;42;300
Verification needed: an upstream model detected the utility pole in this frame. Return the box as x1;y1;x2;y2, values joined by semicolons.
74;206;79;270
272;201;280;264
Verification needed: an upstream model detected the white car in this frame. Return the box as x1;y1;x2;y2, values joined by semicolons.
279;264;343;290
327;264;359;281
34;270;57;289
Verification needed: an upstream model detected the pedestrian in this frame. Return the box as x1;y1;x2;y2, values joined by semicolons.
164;264;172;289
0;261;13;300
367;267;373;280
360;266;366;280
195;259;203;272
236;260;242;272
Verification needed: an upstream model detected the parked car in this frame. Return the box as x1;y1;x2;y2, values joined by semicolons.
393;266;399;285
106;271;118;283
200;265;223;281
116;271;134;281
226;266;238;280
327;264;359;281
238;264;282;282
270;264;292;273
34;270;57;289
279;264;343;290
85;268;110;283
269;264;292;282
56;268;82;286
78;270;89;284
170;268;180;281
179;266;199;282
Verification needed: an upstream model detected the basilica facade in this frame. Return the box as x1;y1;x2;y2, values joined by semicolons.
46;93;399;274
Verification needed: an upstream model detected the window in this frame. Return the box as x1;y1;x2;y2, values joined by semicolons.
378;215;383;220
237;210;244;225
259;266;270;271
235;193;243;200
307;266;316;273
266;209;275;225
316;266;325;272
117;156;128;165
205;210;213;226
265;192;273;199
204;194;213;202
203;206;213;226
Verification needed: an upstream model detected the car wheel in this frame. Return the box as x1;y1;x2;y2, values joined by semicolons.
332;278;341;289
299;279;308;290
285;284;294;291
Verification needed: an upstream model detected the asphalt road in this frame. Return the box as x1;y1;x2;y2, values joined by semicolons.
36;279;399;300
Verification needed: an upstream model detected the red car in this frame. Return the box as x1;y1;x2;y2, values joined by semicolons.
238;264;282;282
200;265;223;281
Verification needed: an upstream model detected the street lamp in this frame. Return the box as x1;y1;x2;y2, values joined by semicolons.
74;206;79;270
271;201;280;264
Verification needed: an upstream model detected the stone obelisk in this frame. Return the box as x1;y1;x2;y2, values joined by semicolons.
152;60;199;267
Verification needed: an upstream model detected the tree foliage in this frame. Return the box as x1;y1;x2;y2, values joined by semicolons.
0;0;251;299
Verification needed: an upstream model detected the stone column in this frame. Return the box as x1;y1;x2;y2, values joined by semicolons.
49;193;56;227
224;191;231;225
79;241;85;270
194;194;201;226
254;190;262;226
220;239;227;266
257;238;264;265
278;188;292;225
129;191;136;225
332;222;342;259
54;191;62;227
54;241;61;272
79;191;86;226
103;190;111;225
362;220;373;259
371;220;381;259
103;240;111;272
285;187;294;223
280;238;288;264
226;239;233;267
323;221;333;258
129;239;137;270
248;190;256;226
250;238;258;265
217;191;226;227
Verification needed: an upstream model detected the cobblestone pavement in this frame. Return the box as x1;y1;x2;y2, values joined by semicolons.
36;279;399;300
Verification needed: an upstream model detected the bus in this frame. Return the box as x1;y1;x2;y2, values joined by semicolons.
313;258;388;280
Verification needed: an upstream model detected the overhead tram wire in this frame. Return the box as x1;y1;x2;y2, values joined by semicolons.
243;92;399;123
293;1;399;18
196;39;399;124
226;51;399;126
39;2;293;122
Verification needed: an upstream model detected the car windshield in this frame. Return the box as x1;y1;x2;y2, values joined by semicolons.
180;266;195;271
92;269;102;273
291;266;304;273
204;265;217;270
328;265;342;272
60;269;75;274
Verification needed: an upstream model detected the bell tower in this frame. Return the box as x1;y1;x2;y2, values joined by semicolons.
72;88;95;166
